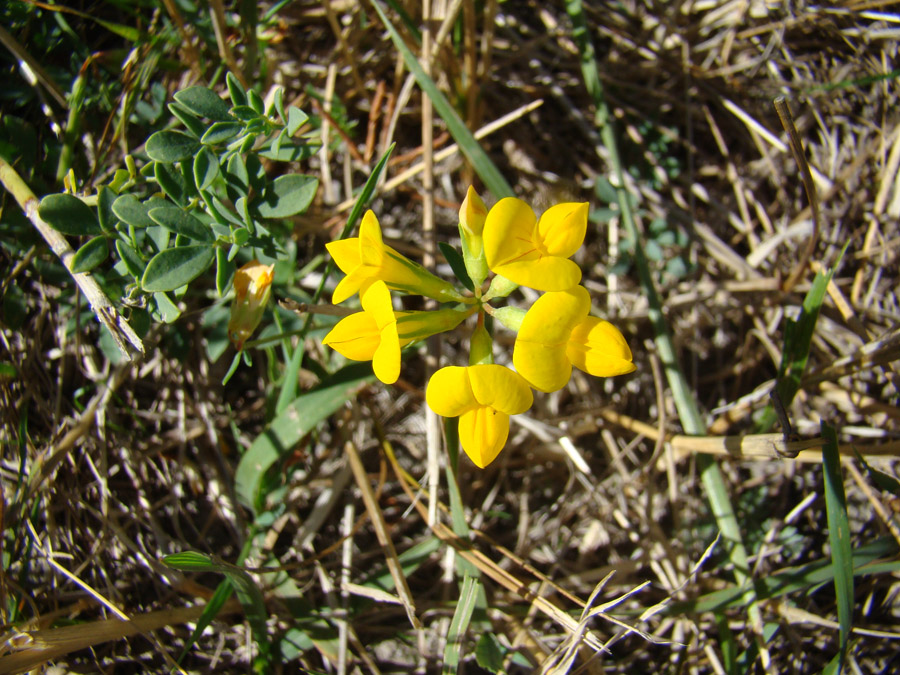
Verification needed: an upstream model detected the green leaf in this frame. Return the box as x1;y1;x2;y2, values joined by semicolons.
70;236;109;273
97;186;116;231
202;121;243;145
155;161;187;206
258;141;315;162
371;0;513;198
439;241;474;292
287;106;308;136
193;146;220;191
226;72;247;107
152;292;181;323
475;633;506;673
176;580;233;664
38;193;100;236
112;194;156;229
174;86;233;121
758;244;848;431
235;363;374;512
149;206;214;242
272;86;286;122
443;574;480;670
142;244;216;292
163;551;219;571
216;247;235;297
163;551;270;663
853;448;900;496
145;129;201;163
116;239;145;278
167;103;207;138
248;89;265;115
822;423;853;667
254;174;318;219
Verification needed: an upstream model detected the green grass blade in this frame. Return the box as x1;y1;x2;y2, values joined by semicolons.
822;423;854;668
442;573;480;674
164;551;270;665
758;245;847;431
371;0;514;198
665;537;897;615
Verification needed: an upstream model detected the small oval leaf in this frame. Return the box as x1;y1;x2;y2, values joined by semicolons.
70;236;109;273
38;193;100;236
254;174;318;219
149;206;214;242
142;244;215;292
145;129;201;163
115;239;145;278
193;146;219;191
286;106;308;136
112;194;156;229
201;121;243;145
174;86;233;121
155;161;187;206
97;186;117;231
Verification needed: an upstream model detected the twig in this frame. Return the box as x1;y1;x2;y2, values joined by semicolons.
0;158;143;360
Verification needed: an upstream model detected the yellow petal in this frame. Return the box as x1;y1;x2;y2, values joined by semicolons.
359;210;385;267
537;202;588;257
426;366;477;417
458;408;509;468
373;321;401;384
467;365;533;414
322;313;381;360
483;197;538;269
492;256;581;292
566;317;636;377
332;267;369;304
513;287;590;392
361;280;395;330
513;341;571;393
326;238;361;276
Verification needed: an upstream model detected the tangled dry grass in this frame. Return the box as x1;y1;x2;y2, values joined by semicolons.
2;1;900;673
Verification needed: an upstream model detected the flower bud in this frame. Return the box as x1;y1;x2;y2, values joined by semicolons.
228;260;274;350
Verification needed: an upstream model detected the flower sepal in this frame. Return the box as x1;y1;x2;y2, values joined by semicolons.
483;274;518;301
228;260;275;350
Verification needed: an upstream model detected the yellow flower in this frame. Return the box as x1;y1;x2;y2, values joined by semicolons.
513;285;635;392
426;365;533;468
323;281;474;384
482;198;588;291
326;210;465;305
322;281;409;384
228;260;275;350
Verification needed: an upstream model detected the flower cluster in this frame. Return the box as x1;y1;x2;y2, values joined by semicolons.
324;188;635;468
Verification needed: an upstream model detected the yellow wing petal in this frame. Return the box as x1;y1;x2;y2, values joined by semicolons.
467;365;533;414
567;317;636;377
426;366;477;417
